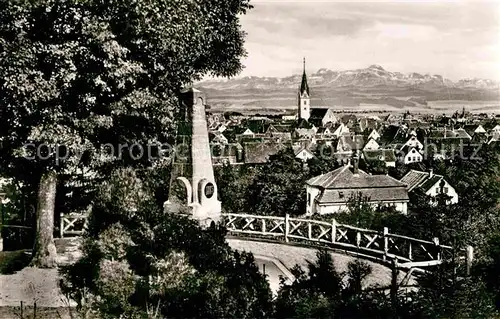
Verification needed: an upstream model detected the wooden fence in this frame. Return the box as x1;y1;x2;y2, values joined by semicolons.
59;212;474;272
223;213;474;271
59;213;88;238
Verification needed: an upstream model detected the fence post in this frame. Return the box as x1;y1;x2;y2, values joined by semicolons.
0;201;3;252
433;237;441;261
307;222;312;240
285;214;289;242
466;245;474;276
356;231;361;248
383;227;389;261
60;213;64;238
262;219;266;234
390;258;399;308
331;219;336;243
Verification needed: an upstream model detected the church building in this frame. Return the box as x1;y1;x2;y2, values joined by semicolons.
298;58;311;121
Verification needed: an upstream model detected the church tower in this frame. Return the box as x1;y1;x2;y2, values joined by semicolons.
164;88;222;228
298;57;311;121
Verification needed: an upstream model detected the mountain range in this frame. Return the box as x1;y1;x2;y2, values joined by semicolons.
199;64;498;90
197;65;500;114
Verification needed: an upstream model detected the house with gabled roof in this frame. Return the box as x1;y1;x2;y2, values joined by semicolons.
488;132;500;145
242;141;289;164
319;108;339;126
264;124;292;141
293;146;315;162
398;145;423;164
453;128;472;140
362;149;396;167
330;123;349;137
292;127;317;140
368;129;381;141
379;124;405;145
363;138;380;151
241;128;255;136
336;135;365;153
316;126;334;137
492;124;500;132
209;132;228;145
473;124;486;134
309;108;329;127
305;159;409;215
400;169;458;204
462;124;487;143
217;123;227;133
211;143;244;166
358;117;379;133
402;135;424;151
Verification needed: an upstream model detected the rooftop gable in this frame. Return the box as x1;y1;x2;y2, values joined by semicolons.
307;165;407;190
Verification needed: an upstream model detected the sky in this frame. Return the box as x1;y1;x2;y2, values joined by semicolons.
237;0;500;81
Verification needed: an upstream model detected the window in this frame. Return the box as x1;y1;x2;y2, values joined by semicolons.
413;156;416;162
444;187;449;194
303;100;307;105
339;191;344;199
307;193;311;205
204;183;215;198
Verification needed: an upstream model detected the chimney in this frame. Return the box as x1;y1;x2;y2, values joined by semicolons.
352;152;359;176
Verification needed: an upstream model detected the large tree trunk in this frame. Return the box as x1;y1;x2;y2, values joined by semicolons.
30;171;58;268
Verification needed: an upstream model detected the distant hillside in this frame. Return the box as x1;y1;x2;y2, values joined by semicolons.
197;65;500;112
199;65;498;90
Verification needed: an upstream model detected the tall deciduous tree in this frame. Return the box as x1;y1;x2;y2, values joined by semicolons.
247;147;307;216
0;0;251;267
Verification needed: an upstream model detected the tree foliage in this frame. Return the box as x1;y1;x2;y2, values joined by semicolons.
246;147;308;216
60;168;273;318
0;0;252;266
274;250;381;319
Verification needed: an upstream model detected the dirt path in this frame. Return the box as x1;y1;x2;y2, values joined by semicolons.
227;238;416;288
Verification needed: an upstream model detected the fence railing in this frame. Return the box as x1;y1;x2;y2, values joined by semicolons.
59;211;474;272
223;213;474;271
59;213;88;238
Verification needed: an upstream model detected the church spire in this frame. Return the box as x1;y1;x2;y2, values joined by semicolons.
300;57;310;96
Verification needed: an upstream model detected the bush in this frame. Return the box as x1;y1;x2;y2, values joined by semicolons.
59;168;273;318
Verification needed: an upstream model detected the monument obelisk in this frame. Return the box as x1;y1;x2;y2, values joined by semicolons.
164;88;222;228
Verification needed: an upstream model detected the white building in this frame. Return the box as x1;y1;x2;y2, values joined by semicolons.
294;147;315;162
368;129;381;141
401;169;458;205
402;136;423;150
474;125;486;134
363;138;380;151
305;160;409;216
321;109;339;126
399;145;423;164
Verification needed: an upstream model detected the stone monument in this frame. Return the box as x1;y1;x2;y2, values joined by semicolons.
164;88;222;228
